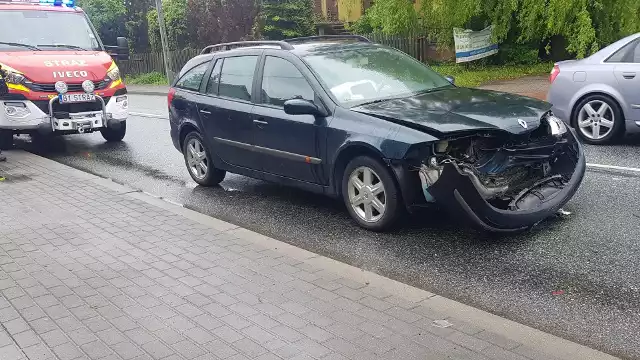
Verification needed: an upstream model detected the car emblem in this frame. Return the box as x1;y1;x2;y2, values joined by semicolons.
518;119;528;129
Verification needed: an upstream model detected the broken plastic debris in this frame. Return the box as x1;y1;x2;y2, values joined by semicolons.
432;320;453;328
557;208;572;217
552;290;565;296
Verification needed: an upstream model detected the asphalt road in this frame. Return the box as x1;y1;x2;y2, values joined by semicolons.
17;94;640;359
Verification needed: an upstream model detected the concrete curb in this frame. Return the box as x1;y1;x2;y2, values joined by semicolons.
10;149;620;360
127;89;168;96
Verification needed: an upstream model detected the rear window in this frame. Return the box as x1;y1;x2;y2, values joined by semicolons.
606;39;640;63
175;62;209;91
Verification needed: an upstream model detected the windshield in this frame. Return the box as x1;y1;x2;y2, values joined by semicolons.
0;10;101;51
303;46;452;107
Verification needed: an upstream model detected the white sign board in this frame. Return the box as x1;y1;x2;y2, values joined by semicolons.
453;26;498;63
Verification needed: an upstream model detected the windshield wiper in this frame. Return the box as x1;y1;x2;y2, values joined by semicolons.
37;44;87;51
0;42;40;51
413;86;451;96
352;93;419;108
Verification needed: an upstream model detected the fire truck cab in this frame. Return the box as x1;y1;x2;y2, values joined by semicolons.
0;0;130;149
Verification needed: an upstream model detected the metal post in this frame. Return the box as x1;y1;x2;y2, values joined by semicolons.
154;0;173;83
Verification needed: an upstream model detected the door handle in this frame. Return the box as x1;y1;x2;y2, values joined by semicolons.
253;119;269;126
622;72;636;79
199;109;212;115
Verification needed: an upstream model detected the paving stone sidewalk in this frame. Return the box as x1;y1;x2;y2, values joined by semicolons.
0;151;616;360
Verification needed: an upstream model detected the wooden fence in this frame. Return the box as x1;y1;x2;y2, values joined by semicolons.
118;48;201;79
118;34;454;78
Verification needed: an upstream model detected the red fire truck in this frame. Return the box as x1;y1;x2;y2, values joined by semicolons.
0;0;130;148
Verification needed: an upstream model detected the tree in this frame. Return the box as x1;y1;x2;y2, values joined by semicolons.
125;0;153;53
360;0;640;59
186;0;223;47
147;0;189;51
257;0;315;40
184;0;259;49
78;0;126;46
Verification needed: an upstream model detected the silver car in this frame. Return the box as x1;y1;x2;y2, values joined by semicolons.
547;32;640;144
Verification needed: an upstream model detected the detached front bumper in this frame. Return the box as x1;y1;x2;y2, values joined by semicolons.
427;129;586;232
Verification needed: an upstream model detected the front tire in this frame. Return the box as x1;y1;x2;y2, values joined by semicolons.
182;131;226;186
341;156;402;232
572;95;623;144
101;121;126;142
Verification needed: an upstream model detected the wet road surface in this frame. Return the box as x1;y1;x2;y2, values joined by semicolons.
17;94;640;359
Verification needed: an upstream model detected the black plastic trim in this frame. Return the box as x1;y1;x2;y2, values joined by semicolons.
428;129;586;232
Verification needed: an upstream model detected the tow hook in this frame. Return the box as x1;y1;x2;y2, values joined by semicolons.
78;127;85;134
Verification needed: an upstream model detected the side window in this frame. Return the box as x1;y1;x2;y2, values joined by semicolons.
606;39;640;63
175;62;209;91
260;56;315;107
205;60;222;95
218;56;258;101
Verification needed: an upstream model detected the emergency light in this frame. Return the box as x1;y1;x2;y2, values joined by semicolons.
8;0;75;7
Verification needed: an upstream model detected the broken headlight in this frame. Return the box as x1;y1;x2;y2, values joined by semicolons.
545;113;568;136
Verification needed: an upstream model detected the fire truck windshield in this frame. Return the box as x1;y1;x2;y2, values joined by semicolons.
0;10;102;52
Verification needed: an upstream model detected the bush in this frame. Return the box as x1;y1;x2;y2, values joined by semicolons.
125;72;168;85
257;0;315;40
493;44;540;65
348;14;374;34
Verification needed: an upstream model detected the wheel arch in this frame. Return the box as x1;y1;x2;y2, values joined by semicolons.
331;142;399;197
178;122;200;150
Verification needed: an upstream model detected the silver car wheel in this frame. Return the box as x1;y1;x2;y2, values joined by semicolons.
186;138;208;180
348;166;386;223
577;100;615;140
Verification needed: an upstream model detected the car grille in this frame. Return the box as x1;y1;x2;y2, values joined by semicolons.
25;80;111;93
33;97;110;117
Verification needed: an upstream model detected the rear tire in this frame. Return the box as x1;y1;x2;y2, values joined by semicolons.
341;155;402;232
101;121;126;142
182;131;226;186
0;130;13;150
572;94;623;145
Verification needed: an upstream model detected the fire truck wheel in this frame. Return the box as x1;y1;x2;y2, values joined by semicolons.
101;121;126;142
0;130;13;150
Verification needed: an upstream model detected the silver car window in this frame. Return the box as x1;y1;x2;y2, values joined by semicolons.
606;39;640;63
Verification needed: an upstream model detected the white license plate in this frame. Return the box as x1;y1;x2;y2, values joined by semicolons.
60;93;96;104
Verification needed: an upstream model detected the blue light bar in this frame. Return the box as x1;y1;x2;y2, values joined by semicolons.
10;0;75;7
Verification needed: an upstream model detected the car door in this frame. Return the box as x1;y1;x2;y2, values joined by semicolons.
251;53;326;184
197;52;261;170
610;38;640;121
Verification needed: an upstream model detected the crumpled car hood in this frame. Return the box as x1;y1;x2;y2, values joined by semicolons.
352;87;552;135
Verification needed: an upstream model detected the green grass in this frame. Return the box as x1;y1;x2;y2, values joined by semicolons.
125;72;168;86
431;62;553;88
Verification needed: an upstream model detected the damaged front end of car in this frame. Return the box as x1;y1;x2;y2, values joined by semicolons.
411;112;586;232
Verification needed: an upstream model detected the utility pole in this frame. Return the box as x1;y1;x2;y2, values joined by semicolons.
154;0;173;83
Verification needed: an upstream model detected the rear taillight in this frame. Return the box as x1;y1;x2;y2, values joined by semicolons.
167;88;176;109
549;65;560;83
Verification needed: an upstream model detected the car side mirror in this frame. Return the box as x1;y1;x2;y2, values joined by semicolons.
445;75;455;85
115;37;129;60
284;98;326;117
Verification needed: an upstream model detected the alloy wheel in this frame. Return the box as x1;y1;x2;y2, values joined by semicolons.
186;138;208;180
577;100;615;140
347;166;387;223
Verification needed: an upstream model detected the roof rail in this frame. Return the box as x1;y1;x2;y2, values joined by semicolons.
201;41;294;54
285;35;371;44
